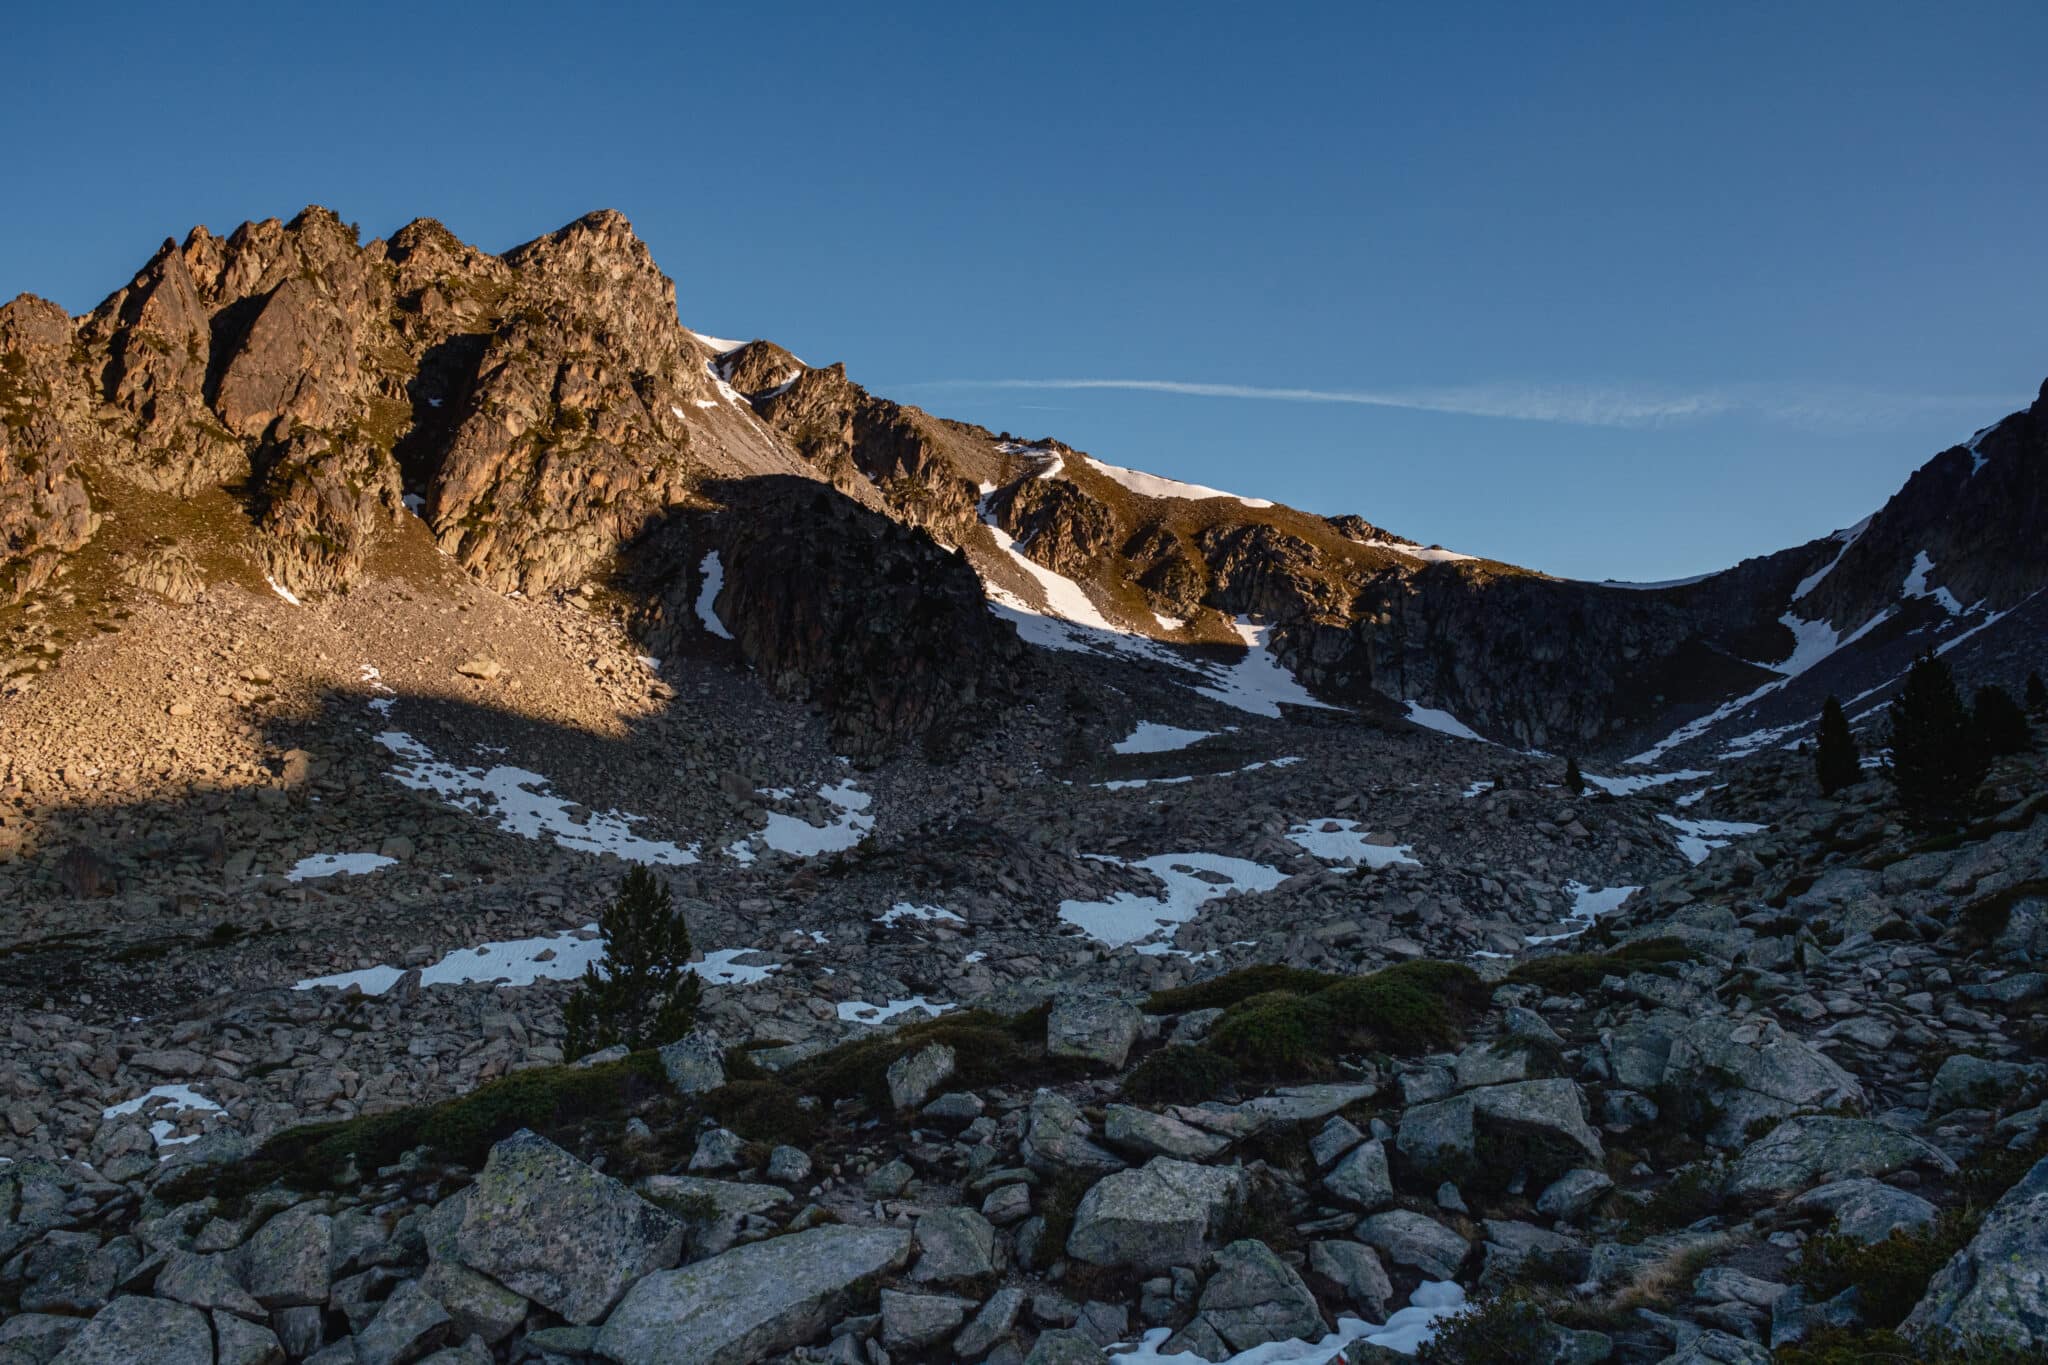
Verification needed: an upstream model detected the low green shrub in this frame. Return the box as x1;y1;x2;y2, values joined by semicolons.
1774;1327;2040;1364
1619;1159;1725;1239
1154;960;1488;1086
1414;1291;1551;1362
777;1007;1054;1111
703;1079;819;1145
1034;1170;1098;1269
1204;991;1340;1080
1144;964;1339;1014
1319;973;1458;1054
1124;1045;1239;1103
1796;1210;1976;1329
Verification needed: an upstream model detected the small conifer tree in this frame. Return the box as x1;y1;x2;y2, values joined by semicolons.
2027;671;2047;715
1815;695;1859;796
1563;756;1584;796
1887;655;1987;827
562;867;702;1059
1973;683;2033;757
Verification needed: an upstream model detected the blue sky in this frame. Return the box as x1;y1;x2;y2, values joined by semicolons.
7;2;2044;580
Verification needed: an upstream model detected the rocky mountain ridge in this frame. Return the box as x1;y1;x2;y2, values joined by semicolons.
7;208;2043;763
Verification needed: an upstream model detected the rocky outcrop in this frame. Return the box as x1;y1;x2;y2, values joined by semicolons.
751;360;995;542
637;478;1026;761
0;297;99;603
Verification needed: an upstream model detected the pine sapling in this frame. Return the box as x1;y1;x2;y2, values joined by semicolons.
563;867;702;1060
1815;695;1860;796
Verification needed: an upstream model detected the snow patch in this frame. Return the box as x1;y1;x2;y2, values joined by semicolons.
688;330;745;355
1096;756;1302;791
1791;515;1871;602
1659;814;1767;865
1113;722;1214;755
103;1084;224;1153
877;902;964;927
837;996;956;1025
284;852;397;882
375;730;699;865
1111;1281;1468;1361
1525;880;1640;946
1629;608;1891;765
1597;571;1716;590
1901;551;1965;615
1581;769;1711;797
1404;702;1487;743
727;780;874;861
1059;852;1287;949
1286;819;1421;868
295;926;779;994
263;575;301;606
1079;454;1274;509
1196;619;1338;718
696;551;734;639
1359;538;1479;565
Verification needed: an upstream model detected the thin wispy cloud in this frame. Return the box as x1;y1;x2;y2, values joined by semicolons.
903;377;2011;430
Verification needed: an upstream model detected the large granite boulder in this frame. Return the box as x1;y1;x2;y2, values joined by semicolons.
886;1044;955;1112
1397;1079;1604;1186
908;1207;1000;1284
1066;1158;1246;1271
1903;1155;2048;1351
594;1224;912;1364
1354;1210;1471;1280
1322;1138;1394;1211
1183;1238;1326;1353
1790;1178;1937;1244
49;1296;212;1365
452;1129;683;1324
1046;995;1143;1069
240;1204;334;1309
1620;1014;1865;1147
1724;1117;1956;1199
1020;1090;1124;1174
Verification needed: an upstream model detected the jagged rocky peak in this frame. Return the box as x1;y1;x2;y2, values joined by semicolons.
719;338;805;395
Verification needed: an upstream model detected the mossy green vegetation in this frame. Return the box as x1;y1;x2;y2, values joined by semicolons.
1124;1045;1240;1104
1505;937;1699;996
1134;959;1486;1089
772;1005;1055;1111
691;1004;1064;1141
1144;964;1340;1014
161;1051;670;1205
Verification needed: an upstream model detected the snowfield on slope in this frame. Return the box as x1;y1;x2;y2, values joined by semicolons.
1059;851;1289;949
375;730;700;866
1078;454;1274;509
726;779;874;862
